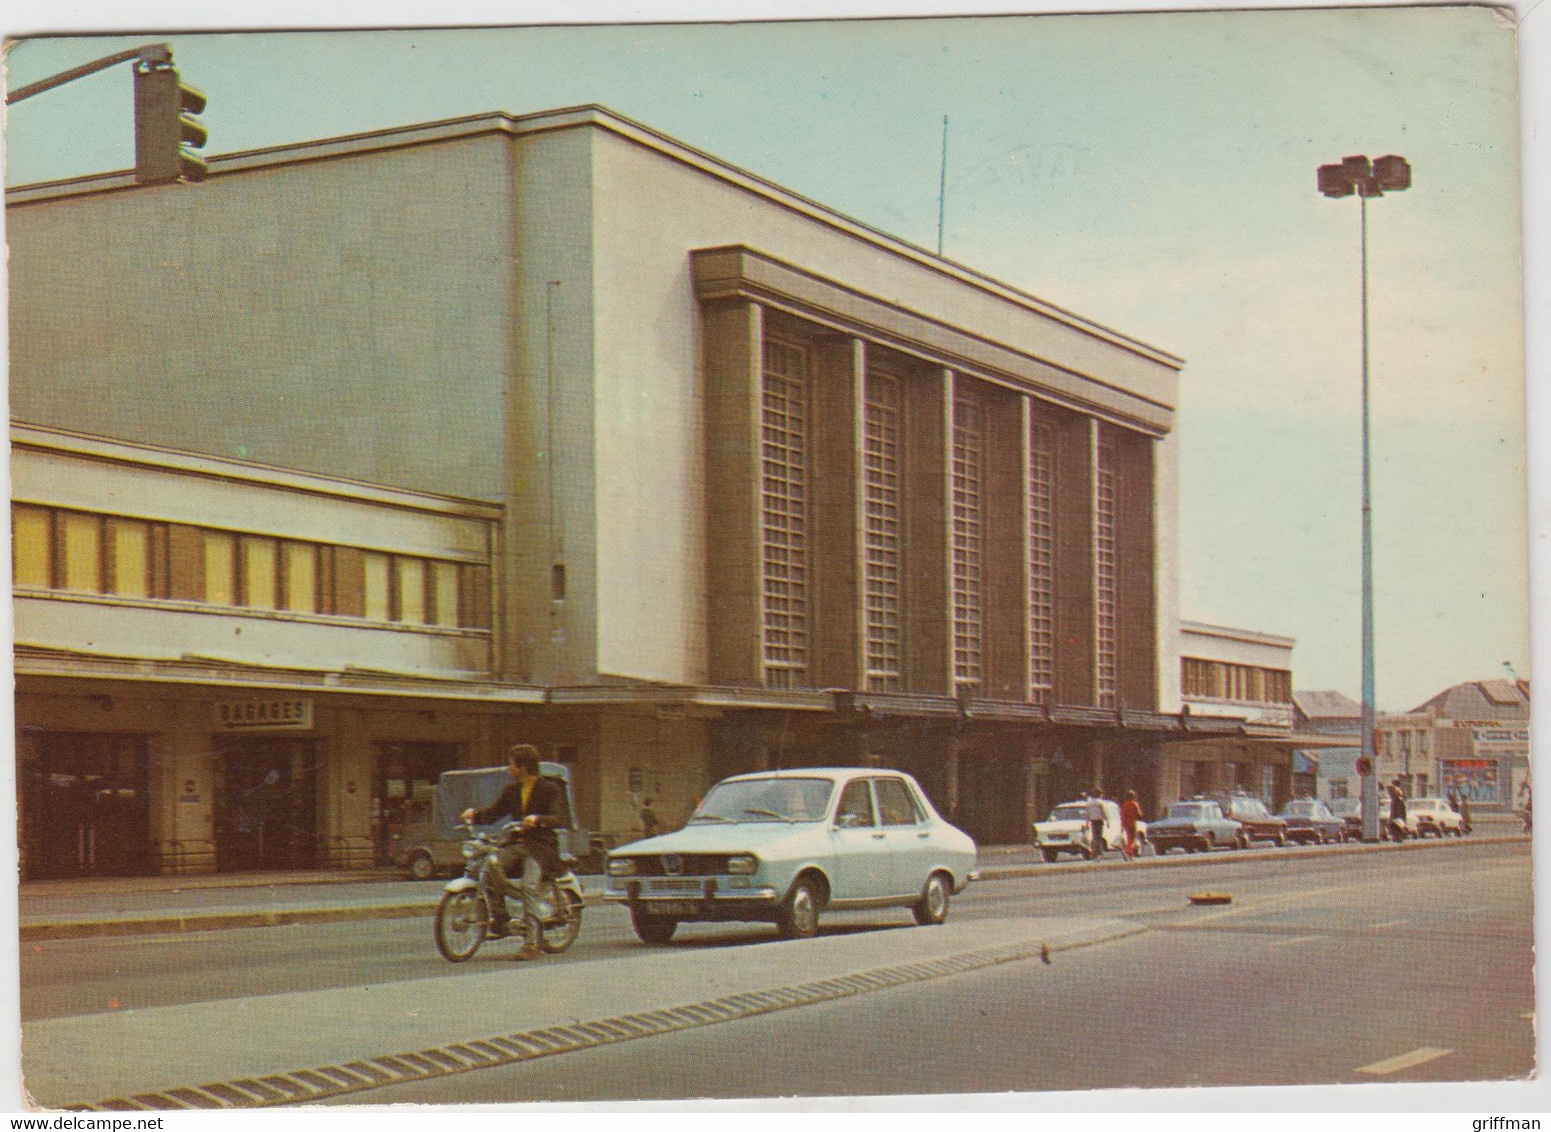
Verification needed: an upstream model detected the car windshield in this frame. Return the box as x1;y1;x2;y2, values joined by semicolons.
1166;803;1211;820
1050;804;1088;822
691;777;834;823
1282;802;1319;816
1329;799;1360;815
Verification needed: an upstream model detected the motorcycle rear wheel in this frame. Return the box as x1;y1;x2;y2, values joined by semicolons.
538;882;584;954
435;889;486;962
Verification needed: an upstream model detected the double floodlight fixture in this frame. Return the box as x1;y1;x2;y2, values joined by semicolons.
1317;154;1412;199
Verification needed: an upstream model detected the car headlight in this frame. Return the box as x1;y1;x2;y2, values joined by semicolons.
726;854;758;875
607;858;636;877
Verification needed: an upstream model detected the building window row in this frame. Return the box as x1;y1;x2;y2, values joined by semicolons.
1028;420;1057;704
12;503;486;630
1181;657;1293;704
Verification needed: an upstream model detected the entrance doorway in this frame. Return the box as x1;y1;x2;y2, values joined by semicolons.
374;741;463;864
214;737;318;871
19;732;151;879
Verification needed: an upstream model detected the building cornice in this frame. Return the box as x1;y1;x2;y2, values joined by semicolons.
11;422;502;520
692;245;1176;436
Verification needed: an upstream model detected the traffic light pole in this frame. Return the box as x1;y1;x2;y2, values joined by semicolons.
5;44;167;105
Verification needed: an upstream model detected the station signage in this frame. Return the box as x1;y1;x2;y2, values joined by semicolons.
216;697;314;732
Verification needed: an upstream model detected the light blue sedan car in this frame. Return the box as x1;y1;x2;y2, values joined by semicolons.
604;768;979;944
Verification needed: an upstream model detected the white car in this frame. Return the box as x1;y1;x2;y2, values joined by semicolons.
603;768;978;944
1405;796;1466;838
1032;798;1144;861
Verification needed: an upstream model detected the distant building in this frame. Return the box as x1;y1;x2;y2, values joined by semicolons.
1297;690;1363;800
1167;621;1301;809
1377;679;1530;810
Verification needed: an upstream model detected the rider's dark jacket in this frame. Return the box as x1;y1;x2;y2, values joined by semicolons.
470;775;565;874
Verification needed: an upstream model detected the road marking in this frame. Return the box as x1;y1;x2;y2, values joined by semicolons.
1369;919;1409;930
58;922;1146;1110
1267;934;1326;948
1357;1047;1452;1076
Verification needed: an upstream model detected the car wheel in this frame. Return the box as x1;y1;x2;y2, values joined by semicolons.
407;852;436;881
912;872;951;926
777;876;822;939
1041;848;1058;864
1274;831;1287;847
630;908;678;945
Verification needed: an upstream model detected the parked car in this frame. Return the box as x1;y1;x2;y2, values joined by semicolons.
1148;800;1242;854
603;768;977;944
1327;796;1393;842
1277;798;1346;845
389;762;593;879
1203;792;1288;847
1032;798;1145;861
1407;796;1467;838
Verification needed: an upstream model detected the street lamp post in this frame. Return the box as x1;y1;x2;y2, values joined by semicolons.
1317;154;1411;841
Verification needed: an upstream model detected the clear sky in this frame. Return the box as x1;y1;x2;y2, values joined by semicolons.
1;2;1536;713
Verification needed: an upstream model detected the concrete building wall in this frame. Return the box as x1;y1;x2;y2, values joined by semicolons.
8;135;516;501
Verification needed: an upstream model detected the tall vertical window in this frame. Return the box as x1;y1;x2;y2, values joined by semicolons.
396;557;427;625
760;338;809;689
1028;420;1056;703
242;536;279;610
204;531;237;605
951;394;984;691
863;372;904;692
107;518;151;598
432;561;460;628
1094;438;1119;708
283;541;318;613
363;552;391;621
61;512;102;593
13;505;52;588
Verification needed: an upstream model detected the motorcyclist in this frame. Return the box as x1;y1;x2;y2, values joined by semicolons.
460;743;564;960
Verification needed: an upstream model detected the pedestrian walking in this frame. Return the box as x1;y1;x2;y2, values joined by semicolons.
1084;791;1106;859
1458;793;1472;836
1120;790;1142;861
639;797;660;839
1388;781;1407;841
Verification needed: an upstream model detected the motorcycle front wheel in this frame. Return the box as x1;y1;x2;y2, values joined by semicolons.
538;881;584;954
435;889;487;962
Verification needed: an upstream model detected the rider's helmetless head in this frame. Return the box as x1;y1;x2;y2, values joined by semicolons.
507;744;542;781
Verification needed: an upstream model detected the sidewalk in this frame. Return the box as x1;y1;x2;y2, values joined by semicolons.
17;829;1529;942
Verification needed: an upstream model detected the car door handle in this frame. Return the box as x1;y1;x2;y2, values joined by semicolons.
917;832;930;839
872;832;886;840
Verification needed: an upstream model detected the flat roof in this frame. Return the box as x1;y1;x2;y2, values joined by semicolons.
6;103;1183;372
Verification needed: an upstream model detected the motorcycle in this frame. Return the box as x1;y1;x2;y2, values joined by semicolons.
434;822;584;962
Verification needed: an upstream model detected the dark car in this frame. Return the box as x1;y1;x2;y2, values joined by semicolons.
1148;800;1242;855
1277;798;1346;845
1202;793;1288;847
1327;796;1393;842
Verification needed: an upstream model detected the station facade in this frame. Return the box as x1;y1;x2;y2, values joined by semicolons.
9;104;1253;878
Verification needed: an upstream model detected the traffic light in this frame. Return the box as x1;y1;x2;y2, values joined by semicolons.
133;61;208;184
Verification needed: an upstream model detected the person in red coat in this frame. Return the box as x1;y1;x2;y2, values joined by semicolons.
1120;790;1143;861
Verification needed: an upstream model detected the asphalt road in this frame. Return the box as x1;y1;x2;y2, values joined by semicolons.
330;841;1535;1103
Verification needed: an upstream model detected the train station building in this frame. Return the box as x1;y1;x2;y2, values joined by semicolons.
9;104;1300;878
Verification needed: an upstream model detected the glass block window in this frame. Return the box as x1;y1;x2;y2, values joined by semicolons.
761;338;810;689
863;373;904;692
1028;420;1056;703
951;394;984;691
1094;438;1119;708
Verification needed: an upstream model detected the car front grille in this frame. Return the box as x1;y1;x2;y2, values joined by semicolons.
628;854;731;876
